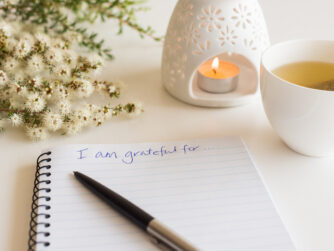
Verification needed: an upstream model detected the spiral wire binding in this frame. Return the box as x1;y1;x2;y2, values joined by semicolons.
28;151;52;251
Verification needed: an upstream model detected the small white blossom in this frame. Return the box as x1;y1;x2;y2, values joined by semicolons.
108;85;116;94
96;82;106;92
57;99;71;114
14;39;31;58
88;54;104;75
22;33;35;45
75;79;94;98
3;57;18;73
35;32;51;47
0;21;12;37
29;76;42;88
27;54;44;73
89;54;104;67
13;71;25;83
63;121;82;135
0;70;8;85
7;0;19;5
129;102;143;117
53;64;71;80
4;37;17;52
62;31;81;43
26;93;45;112
43;112;63;131
63;50;78;66
74;108;91;126
45;48;63;64
10;113;22;127
53;84;69;100
26;127;48;141
79;2;89;12
16;86;29;98
51;38;66;49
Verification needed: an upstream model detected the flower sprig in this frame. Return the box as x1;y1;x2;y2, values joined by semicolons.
0;0;162;59
0;22;143;140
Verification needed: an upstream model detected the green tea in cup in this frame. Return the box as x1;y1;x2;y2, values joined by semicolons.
273;61;334;91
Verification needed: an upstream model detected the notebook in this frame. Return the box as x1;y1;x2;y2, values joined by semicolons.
28;137;295;251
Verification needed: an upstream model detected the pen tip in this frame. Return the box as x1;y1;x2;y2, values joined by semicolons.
73;171;78;176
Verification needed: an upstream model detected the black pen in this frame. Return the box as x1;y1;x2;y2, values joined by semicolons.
74;171;199;251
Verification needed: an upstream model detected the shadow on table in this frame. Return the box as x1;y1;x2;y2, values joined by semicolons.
8;164;36;251
112;67;198;109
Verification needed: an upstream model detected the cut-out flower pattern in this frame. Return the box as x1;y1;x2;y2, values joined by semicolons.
193;40;210;55
231;4;252;29
218;25;238;47
177;0;194;24
166;53;188;88
198;5;225;32
243;39;257;51
183;22;200;47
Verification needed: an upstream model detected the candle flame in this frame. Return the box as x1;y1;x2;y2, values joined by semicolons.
212;57;219;74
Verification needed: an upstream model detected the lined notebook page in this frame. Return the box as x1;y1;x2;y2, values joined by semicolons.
36;137;295;251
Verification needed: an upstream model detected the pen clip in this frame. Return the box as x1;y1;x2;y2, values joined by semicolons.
149;236;175;251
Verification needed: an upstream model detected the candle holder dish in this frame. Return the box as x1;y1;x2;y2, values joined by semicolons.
162;0;270;107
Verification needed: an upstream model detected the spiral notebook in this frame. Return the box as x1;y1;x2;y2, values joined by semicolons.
28;137;295;251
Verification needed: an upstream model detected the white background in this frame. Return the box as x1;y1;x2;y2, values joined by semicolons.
1;0;334;250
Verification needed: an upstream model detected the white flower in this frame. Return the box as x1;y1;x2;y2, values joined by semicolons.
89;54;104;67
9;113;22;127
75;79;94;98
29;76;42;88
53;84;69;100
0;70;8;85
96;81;106;92
17;86;29;98
63;50;78;66
14;71;25;83
22;32;35;45
79;2;89;12
43;112;63;131
4;37;17;52
62;31;81;43
7;0;19;5
57;99;71;114
3;57;18;73
45;48;63;64
27;54;44;73
128;102;143;117
35;32;51;47
88;54;104;75
74;108;91;125
108;85;116;94
14;39;31;58
0;21;12;37
53;64;71;80
25;93;45;112
51;38;66;49
63;121;82;135
26;127;48;141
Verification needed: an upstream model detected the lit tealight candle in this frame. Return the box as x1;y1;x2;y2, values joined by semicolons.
197;57;240;93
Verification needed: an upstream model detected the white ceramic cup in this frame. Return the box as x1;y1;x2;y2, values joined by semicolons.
261;40;334;157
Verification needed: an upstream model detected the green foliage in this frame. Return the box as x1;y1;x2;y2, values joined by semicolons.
0;0;162;59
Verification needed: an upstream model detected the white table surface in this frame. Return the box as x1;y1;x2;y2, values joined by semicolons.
1;1;334;250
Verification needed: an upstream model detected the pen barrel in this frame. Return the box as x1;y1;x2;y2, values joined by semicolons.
147;219;199;251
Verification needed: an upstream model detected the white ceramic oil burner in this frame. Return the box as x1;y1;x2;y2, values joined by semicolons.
162;0;270;107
